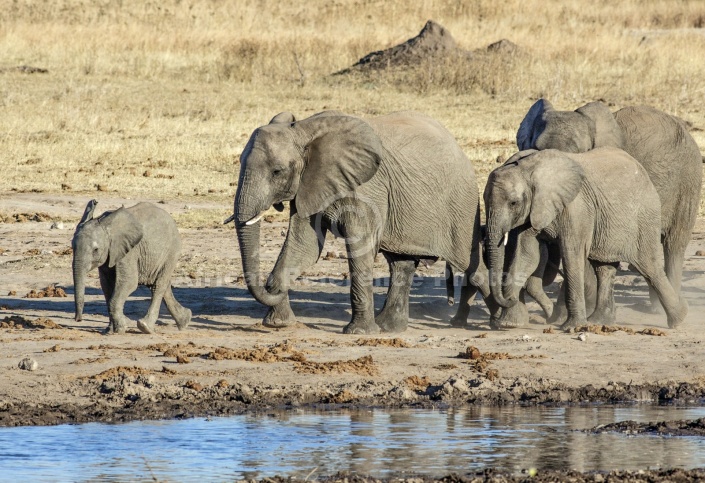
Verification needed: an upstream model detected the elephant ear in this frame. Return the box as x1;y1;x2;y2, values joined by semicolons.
101;207;144;268
575;101;625;149
517;99;553;150
528;151;585;231
269;112;296;124
295;116;383;218
78;199;98;227
504;149;538;166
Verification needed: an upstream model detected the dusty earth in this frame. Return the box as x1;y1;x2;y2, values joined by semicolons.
0;193;704;434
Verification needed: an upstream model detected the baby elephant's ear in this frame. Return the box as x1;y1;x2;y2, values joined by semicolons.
528;152;585;231
101;208;144;268
269;112;296;124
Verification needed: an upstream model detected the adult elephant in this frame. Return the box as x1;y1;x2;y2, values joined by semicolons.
233;110;493;334
513;99;702;323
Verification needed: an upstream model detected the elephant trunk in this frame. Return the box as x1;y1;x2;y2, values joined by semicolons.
73;257;86;322
235;219;287;307
487;230;517;308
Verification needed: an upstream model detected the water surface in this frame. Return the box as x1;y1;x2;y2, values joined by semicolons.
2;405;705;481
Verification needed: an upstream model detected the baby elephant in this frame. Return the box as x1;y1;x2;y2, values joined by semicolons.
72;200;191;334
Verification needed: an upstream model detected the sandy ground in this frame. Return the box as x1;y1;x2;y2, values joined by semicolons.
1;193;704;427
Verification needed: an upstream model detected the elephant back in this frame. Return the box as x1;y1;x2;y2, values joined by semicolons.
614;106;703;231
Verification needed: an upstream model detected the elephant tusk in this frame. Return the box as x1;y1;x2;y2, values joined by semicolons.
503;232;508;246
223;214;235;225
245;213;263;226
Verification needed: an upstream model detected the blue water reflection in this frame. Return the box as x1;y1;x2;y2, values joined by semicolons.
1;406;705;481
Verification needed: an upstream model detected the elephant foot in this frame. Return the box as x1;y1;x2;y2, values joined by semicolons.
547;304;568;325
667;298;688;329
449;313;468;328
376;309;408;333
560;316;587;332
343;319;381;335
137;318;156;334
587;307;616;325
103;319;128;335
490;303;529;330
175;308;192;331
263;303;296;328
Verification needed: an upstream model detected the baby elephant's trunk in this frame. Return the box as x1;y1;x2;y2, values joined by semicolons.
72;258;86;321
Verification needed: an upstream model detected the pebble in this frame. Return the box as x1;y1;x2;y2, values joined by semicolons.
50;221;64;230
18;357;39;371
578;332;588;342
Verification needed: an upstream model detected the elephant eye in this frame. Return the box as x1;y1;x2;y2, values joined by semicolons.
272;168;282;176
509;201;518;207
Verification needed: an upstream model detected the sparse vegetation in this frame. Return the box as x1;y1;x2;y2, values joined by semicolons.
1;0;704;213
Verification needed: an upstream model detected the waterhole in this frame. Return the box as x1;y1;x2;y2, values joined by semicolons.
2;405;704;481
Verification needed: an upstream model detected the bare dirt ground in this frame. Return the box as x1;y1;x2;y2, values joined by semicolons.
0;193;704;428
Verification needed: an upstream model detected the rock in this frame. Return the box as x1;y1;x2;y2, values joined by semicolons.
50;221;64;230
578;332;588;342
18;358;39;371
695;250;705;256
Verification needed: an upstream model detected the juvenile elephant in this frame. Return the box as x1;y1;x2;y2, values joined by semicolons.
233;110;491;334
517;99;702;321
72;200;191;334
484;147;688;330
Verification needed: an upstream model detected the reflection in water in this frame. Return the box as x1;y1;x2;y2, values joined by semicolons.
1;406;705;481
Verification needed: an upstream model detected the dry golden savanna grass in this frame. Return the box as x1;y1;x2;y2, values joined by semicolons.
1;0;704;224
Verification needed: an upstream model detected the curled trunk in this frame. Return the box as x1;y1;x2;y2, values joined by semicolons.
235;221;287;306
487;234;516;308
73;259;86;321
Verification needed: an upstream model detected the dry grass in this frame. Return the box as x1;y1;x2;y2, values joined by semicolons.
1;0;704;214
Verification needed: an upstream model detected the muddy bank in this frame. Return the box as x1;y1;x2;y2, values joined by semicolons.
261;469;705;482
587;417;705;437
2;365;705;427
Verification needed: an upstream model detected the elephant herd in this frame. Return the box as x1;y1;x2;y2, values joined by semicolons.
71;100;703;335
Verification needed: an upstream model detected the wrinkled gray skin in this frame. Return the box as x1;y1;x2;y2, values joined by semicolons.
234;110;493;334
484;147;688;330
516;99;702;324
72;201;192;334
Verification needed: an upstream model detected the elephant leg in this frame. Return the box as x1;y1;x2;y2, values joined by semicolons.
163;285;192;330
341;231;379;335
648;232;688;314
526;274;553;320
375;254;418;333
587;261;618;325
137;281;168;335
106;267;138;334
550;257;596;325
633;250;688;329
450;271;479;328
98;266;116;331
559;243;589;331
263;214;327;328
